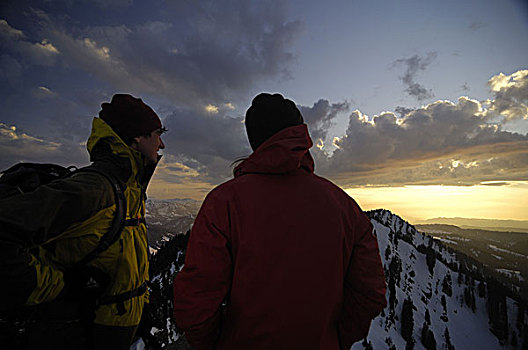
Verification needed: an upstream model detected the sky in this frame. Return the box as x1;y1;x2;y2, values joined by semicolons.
1;0;527;222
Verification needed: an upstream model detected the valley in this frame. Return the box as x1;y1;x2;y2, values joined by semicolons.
416;224;528;303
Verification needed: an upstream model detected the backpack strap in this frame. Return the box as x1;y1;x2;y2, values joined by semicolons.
124;217;146;226
69;166;127;269
98;281;148;315
64;164;149;313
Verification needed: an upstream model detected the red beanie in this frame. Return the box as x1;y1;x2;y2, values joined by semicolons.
99;94;162;144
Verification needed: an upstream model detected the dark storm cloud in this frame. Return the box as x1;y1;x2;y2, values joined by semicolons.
0;0;302;182
152;98;348;187
394;106;414;117
0;55;23;89
90;0;133;8
0;123;87;170
21;1;302;110
0;19;25;40
0;19;60;67
299;99;349;144
393;53;437;101
160;108;250;184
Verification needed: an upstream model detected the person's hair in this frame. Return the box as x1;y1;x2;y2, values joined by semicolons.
129;127;168;146
244;93;304;150
231;157;248;168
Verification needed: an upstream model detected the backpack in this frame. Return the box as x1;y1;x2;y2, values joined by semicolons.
0;162;127;268
0;162;130;348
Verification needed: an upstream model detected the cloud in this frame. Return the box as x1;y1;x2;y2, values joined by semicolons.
480;181;511;187
46;30;125;79
317;95;528;187
157;160;200;179
81;38;110;60
147;174;216;201
30;1;301;110
0;1;302;184
0;55;23;88
91;0;133;8
0;123;87;170
35;39;60;54
487;69;528;121
204;104;219;114
161;108;250;185
151;99;351;195
0;19;25;40
298;99;349;146
321;141;528;188
0;19;60;67
33;86;57;99
393;53;437;101
2;4;526;196
468;21;486;31
124;72;528;189
0;123;56;144
394;106;414;117
147;70;528;189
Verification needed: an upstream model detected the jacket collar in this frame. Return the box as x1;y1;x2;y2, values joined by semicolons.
234;124;314;177
86;117;157;187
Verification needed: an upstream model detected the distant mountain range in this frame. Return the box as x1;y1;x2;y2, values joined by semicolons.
146;198;528;233
145;198;201;251
145;200;528;349
416;217;528;233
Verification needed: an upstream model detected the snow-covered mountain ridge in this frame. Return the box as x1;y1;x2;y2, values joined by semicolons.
360;209;527;349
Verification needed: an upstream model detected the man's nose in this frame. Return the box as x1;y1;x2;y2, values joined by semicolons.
159;138;165;149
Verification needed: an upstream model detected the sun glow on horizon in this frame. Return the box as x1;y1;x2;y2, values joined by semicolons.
345;182;528;223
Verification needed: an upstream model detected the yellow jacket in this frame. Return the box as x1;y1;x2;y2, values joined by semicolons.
0;117;154;326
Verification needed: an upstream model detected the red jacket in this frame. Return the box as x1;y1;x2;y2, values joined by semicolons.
173;124;386;349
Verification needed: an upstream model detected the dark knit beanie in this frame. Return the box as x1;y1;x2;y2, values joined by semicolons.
245;93;304;150
99;94;162;144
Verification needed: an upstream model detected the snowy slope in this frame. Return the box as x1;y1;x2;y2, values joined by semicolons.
356;209;527;350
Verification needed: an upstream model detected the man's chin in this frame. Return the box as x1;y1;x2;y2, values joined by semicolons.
143;156;158;165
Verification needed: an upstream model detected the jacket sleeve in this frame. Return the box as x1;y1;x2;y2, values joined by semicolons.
0;172;114;310
173;190;232;350
338;210;387;348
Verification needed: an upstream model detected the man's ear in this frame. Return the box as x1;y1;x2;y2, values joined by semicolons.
130;136;141;150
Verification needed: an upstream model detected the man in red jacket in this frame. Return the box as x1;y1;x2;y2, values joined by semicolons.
173;93;387;349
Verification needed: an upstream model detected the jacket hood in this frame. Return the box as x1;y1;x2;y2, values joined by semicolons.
234;124;314;177
86;117;146;183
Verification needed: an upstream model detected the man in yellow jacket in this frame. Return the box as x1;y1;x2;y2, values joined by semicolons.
0;94;165;349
